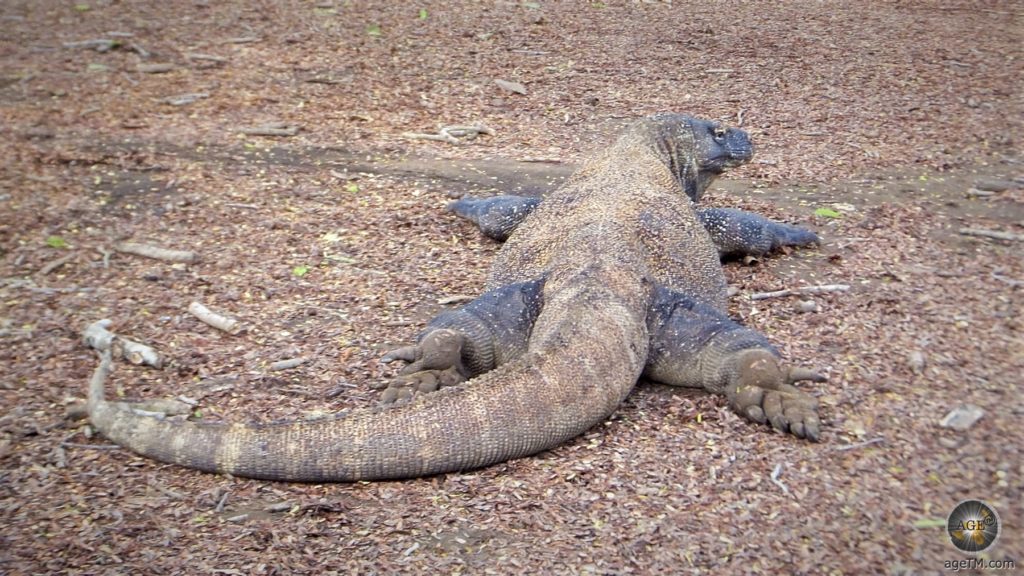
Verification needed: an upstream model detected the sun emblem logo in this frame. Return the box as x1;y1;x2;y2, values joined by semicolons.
946;500;1000;553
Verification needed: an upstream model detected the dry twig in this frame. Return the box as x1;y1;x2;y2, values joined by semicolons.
188;302;240;334
60;442;121;450
749;284;851;301
958;227;1023;242
437;294;475;305
82;319;163;368
185;52;228;63
161;92;209;106
38;253;75;275
239;123;300;137
770;462;790;495
834;437;885;452
113;241;197;263
402;124;493;145
63;38;117;52
270;357;308;371
137;63;176;74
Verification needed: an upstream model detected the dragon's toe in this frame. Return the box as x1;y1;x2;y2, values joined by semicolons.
727;350;823;441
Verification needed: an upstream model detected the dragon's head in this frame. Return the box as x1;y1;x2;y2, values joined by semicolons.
646;114;754;202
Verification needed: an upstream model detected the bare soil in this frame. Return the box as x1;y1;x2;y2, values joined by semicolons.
1;1;1022;574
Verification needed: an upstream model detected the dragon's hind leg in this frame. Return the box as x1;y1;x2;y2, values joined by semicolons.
378;277;545;403
645;286;826;440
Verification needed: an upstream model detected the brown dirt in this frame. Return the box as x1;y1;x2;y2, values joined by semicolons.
1;1;1022;574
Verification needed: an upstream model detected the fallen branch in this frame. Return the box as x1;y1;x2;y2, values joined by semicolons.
137;63;176;74
264;502;294;513
96;245;111;268
185;52;228;63
493;79;527;95
991;272;1023;287
965;188;996;198
119;339;163;369
160;92;209;106
128;42;150;59
769;462;789;495
403;131;460;144
38;252;75;276
834;437;885;452
214;490;230;513
958;227;1023;242
437;294;475;305
148;480;185;500
749;284;851;301
188;302;240;334
402;124;493;145
60;442;121;450
113;241;197;263
270;357;308;371
82;319;116;351
82;319;163;368
239;123;300;137
63;38;117;52
303;76;347;85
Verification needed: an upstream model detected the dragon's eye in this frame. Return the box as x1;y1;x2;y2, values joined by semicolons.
713;126;727;140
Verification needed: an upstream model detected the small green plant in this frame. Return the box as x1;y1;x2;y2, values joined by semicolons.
814;207;841;219
418;8;428;20
46;236;68;249
367;24;382;37
292;265;310;277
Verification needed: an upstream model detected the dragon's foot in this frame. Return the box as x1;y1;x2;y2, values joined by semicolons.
726;350;826;441
377;329;469;403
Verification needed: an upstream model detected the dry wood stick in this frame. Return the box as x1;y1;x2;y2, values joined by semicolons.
749;284;851;301
958;228;1023;242
60;442;121;450
833;437;885;452
239;123;299;137
769;462;790;495
38;253;75;275
270;357;308;371
185;53;228;63
113;241;197;263
403;124;493;145
188;302;240;334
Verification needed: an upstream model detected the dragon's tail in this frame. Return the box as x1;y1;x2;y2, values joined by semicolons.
85;275;648;482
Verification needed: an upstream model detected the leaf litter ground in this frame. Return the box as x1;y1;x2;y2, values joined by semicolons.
0;1;1022;574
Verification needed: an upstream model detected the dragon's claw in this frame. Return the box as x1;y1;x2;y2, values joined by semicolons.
379;329;468;403
728;351;823;441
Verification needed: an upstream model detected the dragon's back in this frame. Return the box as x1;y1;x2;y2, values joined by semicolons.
488;123;728;309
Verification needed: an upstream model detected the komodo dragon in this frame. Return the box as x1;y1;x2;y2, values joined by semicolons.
84;113;825;482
